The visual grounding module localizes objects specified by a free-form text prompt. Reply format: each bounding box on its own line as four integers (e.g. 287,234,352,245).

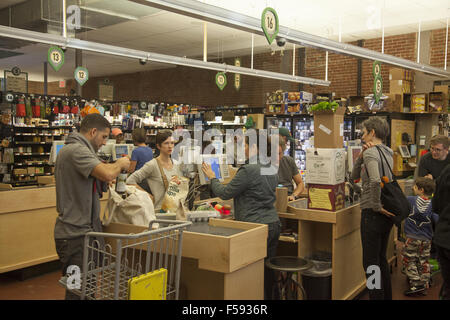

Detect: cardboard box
429,92,448,112
411,93,428,113
313,106,346,149
385,93,403,112
13,168,27,175
305,148,346,185
434,85,449,96
389,80,412,94
246,114,265,129
307,182,345,212
389,68,414,81
37,175,55,185
27,167,35,175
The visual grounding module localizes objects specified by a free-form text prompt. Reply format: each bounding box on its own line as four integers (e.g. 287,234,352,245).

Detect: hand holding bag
375,145,411,227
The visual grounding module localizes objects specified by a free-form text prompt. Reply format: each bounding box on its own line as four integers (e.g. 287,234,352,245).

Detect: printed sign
261,7,279,45
74,67,89,86
372,61,383,104
48,46,65,72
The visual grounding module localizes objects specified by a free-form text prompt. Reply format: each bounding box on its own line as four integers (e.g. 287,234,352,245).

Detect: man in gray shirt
54,114,130,299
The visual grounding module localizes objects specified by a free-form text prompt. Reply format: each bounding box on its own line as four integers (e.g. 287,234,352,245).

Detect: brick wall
430,28,450,68
28,79,76,96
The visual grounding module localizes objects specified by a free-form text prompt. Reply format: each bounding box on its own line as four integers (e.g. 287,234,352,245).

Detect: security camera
139,59,147,65
276,37,286,47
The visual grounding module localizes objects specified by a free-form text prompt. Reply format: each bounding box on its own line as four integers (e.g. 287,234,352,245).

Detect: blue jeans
360,209,393,300
265,220,281,300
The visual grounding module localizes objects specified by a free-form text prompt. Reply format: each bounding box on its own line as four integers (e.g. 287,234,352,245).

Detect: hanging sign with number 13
48,46,65,72
74,67,89,86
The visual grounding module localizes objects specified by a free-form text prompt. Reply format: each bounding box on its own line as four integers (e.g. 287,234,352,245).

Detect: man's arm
91,157,130,182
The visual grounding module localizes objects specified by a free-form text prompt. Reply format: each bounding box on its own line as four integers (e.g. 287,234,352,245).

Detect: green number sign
74,67,89,86
216,72,227,91
261,7,279,45
48,46,65,72
372,61,383,104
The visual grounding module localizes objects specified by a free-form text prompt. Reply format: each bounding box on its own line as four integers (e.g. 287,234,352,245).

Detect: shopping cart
59,219,191,300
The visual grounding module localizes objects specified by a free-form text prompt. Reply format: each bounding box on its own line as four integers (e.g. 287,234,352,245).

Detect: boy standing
402,177,438,296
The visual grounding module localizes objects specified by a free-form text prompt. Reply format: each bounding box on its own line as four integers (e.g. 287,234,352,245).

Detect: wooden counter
0,187,109,274
103,218,267,300
279,199,395,300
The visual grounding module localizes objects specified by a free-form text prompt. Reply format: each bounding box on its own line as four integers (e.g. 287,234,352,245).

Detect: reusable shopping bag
103,185,156,227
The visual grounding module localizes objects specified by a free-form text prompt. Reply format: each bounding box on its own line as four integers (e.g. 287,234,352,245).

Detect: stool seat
266,256,312,273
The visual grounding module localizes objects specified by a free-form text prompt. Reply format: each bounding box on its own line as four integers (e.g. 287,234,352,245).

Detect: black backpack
374,145,411,227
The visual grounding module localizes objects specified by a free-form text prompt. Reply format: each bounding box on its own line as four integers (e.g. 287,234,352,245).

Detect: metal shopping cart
59,219,191,300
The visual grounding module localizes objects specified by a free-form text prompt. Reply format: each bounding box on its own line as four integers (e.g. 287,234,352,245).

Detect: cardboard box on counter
390,80,412,94
385,93,404,112
389,67,414,81
307,182,345,212
37,175,55,185
306,148,346,185
313,107,346,148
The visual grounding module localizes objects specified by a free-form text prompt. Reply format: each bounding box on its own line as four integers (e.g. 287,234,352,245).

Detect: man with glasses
418,135,450,180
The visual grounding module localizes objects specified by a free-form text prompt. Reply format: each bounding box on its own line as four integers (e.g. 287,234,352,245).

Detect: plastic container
302,252,332,300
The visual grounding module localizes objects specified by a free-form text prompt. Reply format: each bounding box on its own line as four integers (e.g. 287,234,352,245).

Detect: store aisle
0,246,443,300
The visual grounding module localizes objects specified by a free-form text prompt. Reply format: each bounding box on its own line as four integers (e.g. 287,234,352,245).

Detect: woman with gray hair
351,116,395,300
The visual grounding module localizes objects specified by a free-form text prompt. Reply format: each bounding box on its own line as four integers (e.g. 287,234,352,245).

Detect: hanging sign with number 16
74,67,89,86
48,46,65,72
261,7,279,45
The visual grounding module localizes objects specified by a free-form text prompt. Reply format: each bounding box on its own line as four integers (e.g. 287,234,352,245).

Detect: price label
48,46,65,72
261,7,279,45
216,72,227,91
74,67,89,86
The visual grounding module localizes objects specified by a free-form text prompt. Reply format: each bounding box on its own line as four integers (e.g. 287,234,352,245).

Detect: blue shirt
404,195,439,241
131,146,153,170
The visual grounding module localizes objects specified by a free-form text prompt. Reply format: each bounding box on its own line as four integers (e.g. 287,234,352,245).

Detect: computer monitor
197,154,230,184
112,144,134,161
49,141,66,164
347,146,362,173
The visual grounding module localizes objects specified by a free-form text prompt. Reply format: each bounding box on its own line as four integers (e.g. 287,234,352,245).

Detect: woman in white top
126,130,182,211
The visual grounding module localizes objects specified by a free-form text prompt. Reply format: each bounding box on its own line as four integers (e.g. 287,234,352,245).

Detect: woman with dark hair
351,116,395,300
126,130,182,211
201,131,280,299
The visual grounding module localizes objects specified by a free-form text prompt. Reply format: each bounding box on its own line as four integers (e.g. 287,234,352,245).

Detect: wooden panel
0,187,56,214
286,207,337,223
0,195,108,273
332,227,366,300
334,205,361,239
223,259,264,300
298,221,332,258
0,207,57,273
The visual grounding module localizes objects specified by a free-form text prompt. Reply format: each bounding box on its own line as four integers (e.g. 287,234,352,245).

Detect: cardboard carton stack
307,107,347,211
386,67,414,112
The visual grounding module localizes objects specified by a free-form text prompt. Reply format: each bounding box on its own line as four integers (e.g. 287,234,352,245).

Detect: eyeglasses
431,147,444,152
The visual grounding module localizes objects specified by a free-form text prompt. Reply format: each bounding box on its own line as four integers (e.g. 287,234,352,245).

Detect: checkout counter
278,198,396,300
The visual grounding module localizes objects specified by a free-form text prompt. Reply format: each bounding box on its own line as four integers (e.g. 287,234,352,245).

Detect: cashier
201,132,280,300
277,137,305,201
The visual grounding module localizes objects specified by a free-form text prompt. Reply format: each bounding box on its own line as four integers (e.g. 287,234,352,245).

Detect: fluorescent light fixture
79,6,139,21
0,25,329,86
131,0,450,78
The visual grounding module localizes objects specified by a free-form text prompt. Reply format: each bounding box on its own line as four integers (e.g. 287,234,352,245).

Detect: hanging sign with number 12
74,67,89,86
48,46,65,72
261,7,279,45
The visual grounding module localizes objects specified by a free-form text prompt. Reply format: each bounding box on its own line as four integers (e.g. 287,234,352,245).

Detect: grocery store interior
0,0,449,301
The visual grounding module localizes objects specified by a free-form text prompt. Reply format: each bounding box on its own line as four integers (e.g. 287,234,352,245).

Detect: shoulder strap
375,145,396,181
156,157,169,191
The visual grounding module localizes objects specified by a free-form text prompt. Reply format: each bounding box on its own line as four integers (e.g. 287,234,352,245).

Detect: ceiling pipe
130,0,450,78
0,25,330,86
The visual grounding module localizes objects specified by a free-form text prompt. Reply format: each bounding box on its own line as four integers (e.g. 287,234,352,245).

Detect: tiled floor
0,245,444,300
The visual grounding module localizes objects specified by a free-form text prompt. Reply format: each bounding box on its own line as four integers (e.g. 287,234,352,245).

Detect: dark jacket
432,164,450,250
210,162,279,224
